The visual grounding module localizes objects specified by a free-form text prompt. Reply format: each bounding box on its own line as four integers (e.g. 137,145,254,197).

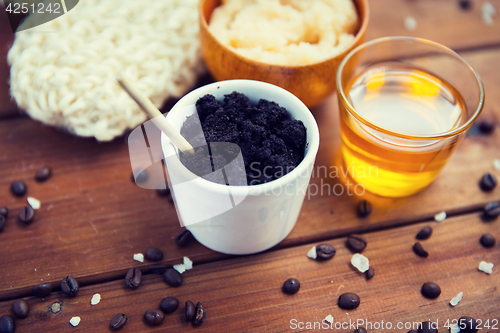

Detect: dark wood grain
0,212,497,332
0,47,499,300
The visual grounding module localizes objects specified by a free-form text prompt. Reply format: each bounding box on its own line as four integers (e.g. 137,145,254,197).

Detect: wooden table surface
0,1,499,332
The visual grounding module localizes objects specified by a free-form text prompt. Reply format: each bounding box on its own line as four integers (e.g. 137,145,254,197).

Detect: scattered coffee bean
10,180,26,197
347,235,367,253
478,119,494,134
0,315,15,333
143,309,164,326
421,282,441,299
160,297,179,314
357,200,372,217
35,168,51,182
110,313,128,330
60,276,79,297
365,267,375,280
483,202,500,220
0,216,5,232
338,292,360,310
156,188,171,197
480,233,496,248
417,321,438,333
124,268,142,289
144,247,163,262
479,173,497,192
413,242,429,258
164,268,183,287
282,278,300,294
185,301,196,321
355,328,367,333
0,207,8,218
457,316,478,333
18,206,34,225
458,0,471,10
11,299,29,319
316,244,336,260
149,264,167,275
32,283,52,298
193,302,206,326
176,229,194,247
416,226,432,240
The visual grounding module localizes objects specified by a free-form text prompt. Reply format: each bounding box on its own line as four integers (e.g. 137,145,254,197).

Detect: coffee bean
479,173,497,192
420,282,441,299
32,283,52,298
143,309,164,326
416,226,432,240
316,244,336,260
357,200,372,217
149,264,167,275
193,302,206,326
0,216,5,232
160,297,179,314
355,328,367,333
35,168,51,182
60,276,79,297
0,315,15,333
10,180,26,197
156,188,171,197
347,235,367,253
478,119,494,134
18,206,34,225
458,0,472,10
12,299,29,319
124,268,142,289
417,321,438,333
282,278,300,294
110,313,128,330
413,242,429,258
176,229,194,247
457,316,478,333
365,267,375,280
164,268,183,287
185,301,195,321
480,233,496,248
483,202,500,220
338,292,360,310
0,207,8,218
144,247,163,262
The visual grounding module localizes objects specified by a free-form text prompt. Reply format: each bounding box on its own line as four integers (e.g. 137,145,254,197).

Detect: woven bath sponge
8,0,204,141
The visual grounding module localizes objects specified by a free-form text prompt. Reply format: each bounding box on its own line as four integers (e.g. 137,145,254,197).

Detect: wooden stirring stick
116,73,195,155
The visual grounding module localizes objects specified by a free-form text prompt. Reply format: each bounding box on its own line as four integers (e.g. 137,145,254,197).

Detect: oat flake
449,291,463,306
324,314,334,324
133,253,144,263
69,317,81,327
27,196,41,210
450,323,460,333
434,211,447,222
183,256,193,270
173,264,186,274
90,293,101,305
306,246,317,259
351,253,369,273
478,261,494,274
404,16,417,31
493,159,500,170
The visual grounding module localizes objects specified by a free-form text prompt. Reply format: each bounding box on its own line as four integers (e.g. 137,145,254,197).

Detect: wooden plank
0,47,499,300
0,212,498,332
366,0,500,50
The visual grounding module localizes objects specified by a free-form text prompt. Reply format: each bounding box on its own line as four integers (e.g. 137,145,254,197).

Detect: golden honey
339,65,467,197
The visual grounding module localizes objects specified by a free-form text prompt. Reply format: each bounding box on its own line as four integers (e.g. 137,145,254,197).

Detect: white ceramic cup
161,80,320,255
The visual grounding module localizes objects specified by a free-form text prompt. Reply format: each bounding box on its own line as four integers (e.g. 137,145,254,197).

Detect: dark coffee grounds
180,92,307,186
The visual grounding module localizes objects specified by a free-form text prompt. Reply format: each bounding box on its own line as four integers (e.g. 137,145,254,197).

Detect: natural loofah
8,0,205,141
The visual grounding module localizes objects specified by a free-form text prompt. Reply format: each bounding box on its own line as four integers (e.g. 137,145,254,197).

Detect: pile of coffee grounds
179,92,306,185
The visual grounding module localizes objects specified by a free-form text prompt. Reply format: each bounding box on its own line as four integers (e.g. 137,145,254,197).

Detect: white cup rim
161,79,320,197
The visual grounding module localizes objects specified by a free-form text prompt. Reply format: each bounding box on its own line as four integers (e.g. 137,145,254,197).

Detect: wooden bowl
199,0,369,108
